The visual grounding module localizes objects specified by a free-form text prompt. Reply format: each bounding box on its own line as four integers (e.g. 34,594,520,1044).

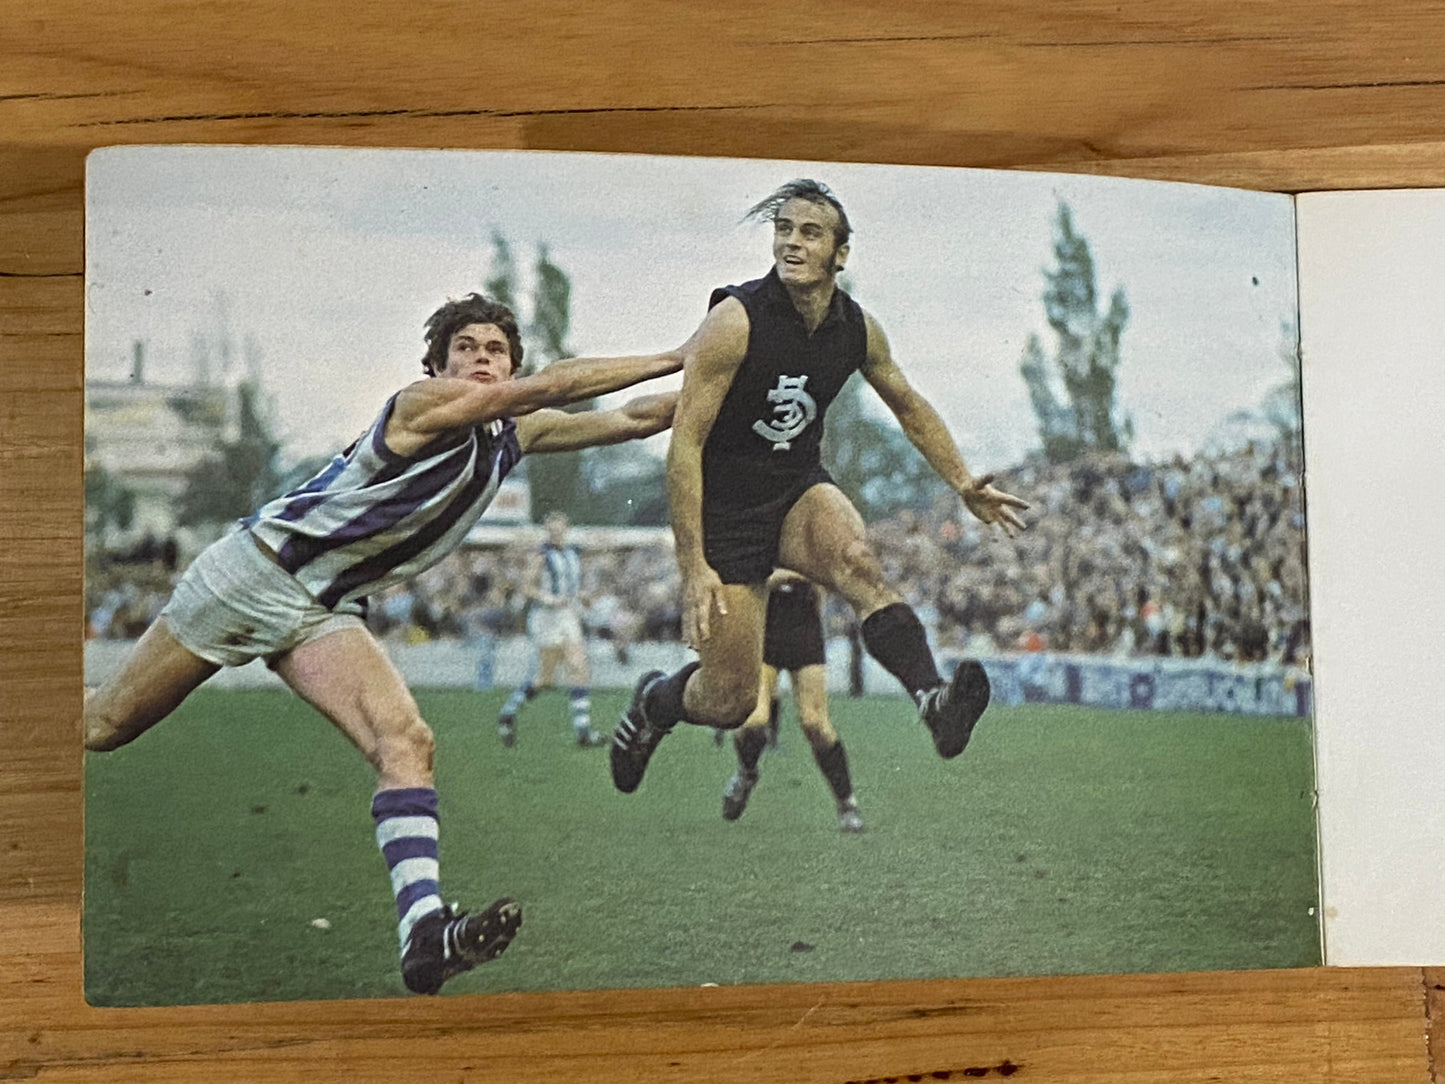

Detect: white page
1298,190,1445,965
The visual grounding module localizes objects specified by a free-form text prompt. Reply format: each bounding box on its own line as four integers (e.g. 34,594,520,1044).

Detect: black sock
860,603,941,701
813,740,854,803
766,697,781,746
642,661,699,730
735,727,768,773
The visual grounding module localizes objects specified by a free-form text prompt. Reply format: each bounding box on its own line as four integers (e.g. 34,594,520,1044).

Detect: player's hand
682,564,728,646
961,473,1030,538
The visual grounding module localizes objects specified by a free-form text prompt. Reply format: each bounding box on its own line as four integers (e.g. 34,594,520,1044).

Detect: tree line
87,203,1302,543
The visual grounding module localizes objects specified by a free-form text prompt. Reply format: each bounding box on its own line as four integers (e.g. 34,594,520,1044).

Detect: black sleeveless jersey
701,268,868,508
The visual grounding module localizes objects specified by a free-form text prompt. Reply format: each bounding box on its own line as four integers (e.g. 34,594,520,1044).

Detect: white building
85,343,242,551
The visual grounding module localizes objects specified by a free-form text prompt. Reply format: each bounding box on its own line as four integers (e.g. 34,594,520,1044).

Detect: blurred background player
84,293,680,995
496,511,604,747
721,572,864,832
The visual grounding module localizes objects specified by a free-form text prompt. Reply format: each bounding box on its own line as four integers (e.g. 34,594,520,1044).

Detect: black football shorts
702,464,835,585
763,578,826,671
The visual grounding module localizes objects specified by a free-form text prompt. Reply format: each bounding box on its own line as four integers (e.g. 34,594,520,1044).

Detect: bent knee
691,682,758,730
373,716,436,773
839,538,886,586
709,708,754,731
84,698,143,753
799,718,836,749
84,707,126,752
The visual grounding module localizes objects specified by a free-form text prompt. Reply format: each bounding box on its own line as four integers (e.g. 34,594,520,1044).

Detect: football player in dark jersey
612,179,1027,796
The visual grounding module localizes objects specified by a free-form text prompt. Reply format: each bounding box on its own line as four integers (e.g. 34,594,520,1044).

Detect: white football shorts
527,603,584,649
160,529,366,668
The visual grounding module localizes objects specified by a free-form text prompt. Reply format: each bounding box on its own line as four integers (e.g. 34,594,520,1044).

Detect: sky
85,146,1298,469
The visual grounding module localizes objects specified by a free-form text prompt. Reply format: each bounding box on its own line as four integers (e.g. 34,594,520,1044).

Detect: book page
1298,190,1445,966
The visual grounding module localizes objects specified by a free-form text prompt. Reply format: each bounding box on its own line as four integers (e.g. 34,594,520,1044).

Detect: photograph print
83,146,1316,1005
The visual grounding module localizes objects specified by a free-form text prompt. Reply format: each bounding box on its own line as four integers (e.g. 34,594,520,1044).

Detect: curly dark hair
421,293,524,376
743,179,852,249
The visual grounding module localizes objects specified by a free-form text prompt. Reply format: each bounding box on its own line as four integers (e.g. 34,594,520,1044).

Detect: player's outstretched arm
668,298,750,644
515,392,678,454
860,313,1029,537
390,348,683,449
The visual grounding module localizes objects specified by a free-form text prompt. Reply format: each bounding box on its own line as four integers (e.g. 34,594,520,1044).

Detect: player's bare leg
274,627,520,994
680,583,768,727
779,483,990,759
84,618,219,752
777,483,897,613
536,646,563,689
791,664,864,832
563,639,589,686
612,583,766,794
497,643,561,747
722,665,779,820
562,636,601,746
274,627,437,791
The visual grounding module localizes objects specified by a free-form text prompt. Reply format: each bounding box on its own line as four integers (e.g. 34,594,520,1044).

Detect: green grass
84,687,1321,1005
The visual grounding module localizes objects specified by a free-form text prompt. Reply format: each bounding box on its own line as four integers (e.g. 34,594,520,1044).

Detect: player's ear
833,243,849,274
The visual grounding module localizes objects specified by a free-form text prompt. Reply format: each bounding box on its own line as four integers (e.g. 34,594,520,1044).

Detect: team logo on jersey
752,374,818,450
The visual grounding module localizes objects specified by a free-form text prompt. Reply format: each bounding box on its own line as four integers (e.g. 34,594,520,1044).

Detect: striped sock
569,687,591,737
371,787,444,952
501,682,534,719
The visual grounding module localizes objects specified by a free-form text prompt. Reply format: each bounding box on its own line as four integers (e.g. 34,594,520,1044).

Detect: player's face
439,323,515,384
546,514,568,543
772,198,848,289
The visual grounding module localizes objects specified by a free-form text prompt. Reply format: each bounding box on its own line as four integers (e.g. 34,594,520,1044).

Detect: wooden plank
2,2,1442,1080
0,960,1429,1083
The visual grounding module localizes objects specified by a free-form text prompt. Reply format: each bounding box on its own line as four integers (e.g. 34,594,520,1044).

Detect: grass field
84,686,1321,1005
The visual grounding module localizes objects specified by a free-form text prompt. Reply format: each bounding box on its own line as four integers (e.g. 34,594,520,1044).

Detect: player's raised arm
668,297,751,643
859,312,1029,537
390,348,681,452
514,392,678,455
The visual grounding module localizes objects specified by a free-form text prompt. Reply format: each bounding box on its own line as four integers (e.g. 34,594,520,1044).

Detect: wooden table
4,4,1442,1080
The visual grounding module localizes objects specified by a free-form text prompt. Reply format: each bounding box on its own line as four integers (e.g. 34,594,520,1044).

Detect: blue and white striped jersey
245,394,522,612
539,542,582,605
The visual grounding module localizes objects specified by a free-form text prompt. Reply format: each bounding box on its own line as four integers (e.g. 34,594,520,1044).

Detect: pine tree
479,235,667,525
484,231,518,316
529,244,572,363
522,243,593,520
1020,203,1133,463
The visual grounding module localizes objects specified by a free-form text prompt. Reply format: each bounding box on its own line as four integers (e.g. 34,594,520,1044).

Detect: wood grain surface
4,3,1444,1080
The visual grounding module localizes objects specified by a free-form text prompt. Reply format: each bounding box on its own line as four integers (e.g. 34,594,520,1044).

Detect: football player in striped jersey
84,293,679,995
496,511,604,747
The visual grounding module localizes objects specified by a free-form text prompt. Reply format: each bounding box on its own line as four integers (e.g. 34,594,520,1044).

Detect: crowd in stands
85,442,1309,667
860,442,1310,666
364,536,683,658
